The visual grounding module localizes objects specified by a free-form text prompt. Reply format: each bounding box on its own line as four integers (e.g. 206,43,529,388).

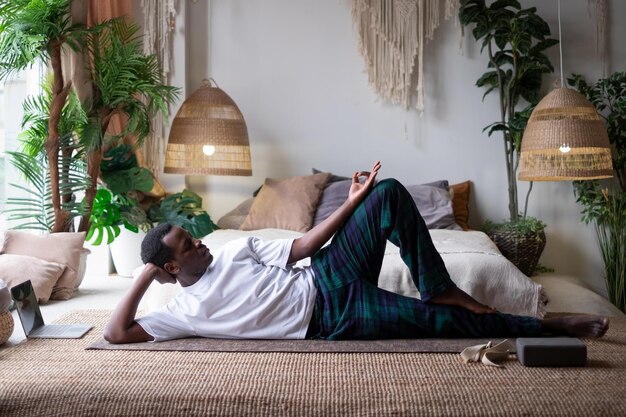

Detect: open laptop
11,280,93,339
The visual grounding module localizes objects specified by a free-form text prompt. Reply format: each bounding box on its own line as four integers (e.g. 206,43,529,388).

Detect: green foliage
88,187,218,246
0,2,179,236
1,85,89,232
483,216,546,235
0,0,83,79
86,188,152,245
595,196,626,312
569,72,626,193
80,18,179,152
86,188,121,245
148,190,218,239
535,264,555,274
459,0,557,222
568,72,626,312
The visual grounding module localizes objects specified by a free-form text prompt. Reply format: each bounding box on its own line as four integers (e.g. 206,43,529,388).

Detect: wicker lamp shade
518,87,613,181
164,79,252,176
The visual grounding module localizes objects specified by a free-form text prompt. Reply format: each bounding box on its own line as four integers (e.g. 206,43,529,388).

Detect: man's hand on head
144,262,176,285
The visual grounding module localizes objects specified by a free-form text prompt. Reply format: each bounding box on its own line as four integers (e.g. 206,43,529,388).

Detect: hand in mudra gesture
348,161,381,205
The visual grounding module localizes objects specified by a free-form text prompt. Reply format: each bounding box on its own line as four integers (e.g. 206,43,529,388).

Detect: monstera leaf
100,166,154,195
148,189,217,238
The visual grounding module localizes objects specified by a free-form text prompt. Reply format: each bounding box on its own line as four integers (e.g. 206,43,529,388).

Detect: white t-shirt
136,237,317,341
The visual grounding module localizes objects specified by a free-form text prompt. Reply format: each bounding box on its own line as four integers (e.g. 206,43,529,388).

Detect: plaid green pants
306,179,542,340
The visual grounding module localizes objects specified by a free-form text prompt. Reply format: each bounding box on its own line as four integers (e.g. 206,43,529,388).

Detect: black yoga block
516,337,587,367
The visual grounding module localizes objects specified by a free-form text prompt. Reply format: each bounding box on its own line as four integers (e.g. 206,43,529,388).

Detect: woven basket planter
0,310,14,346
487,229,546,276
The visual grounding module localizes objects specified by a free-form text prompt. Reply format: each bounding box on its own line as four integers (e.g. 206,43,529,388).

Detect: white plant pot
110,228,146,277
74,248,92,289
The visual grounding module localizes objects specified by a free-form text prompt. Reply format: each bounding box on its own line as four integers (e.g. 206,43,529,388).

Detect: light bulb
559,144,571,153
202,145,216,156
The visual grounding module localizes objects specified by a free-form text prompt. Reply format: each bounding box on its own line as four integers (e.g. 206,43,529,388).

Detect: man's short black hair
141,223,174,268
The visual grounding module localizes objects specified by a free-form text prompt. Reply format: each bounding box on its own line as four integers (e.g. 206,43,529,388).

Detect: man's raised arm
288,161,381,264
103,263,173,344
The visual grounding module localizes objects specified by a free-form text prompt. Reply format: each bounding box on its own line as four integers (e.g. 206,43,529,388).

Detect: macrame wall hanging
351,0,460,112
140,0,178,175
588,0,607,75
352,0,608,112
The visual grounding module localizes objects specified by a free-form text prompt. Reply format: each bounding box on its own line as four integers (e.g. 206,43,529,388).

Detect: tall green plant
459,0,558,222
77,18,179,234
3,83,89,231
596,196,626,312
0,2,179,236
0,0,87,232
569,72,626,312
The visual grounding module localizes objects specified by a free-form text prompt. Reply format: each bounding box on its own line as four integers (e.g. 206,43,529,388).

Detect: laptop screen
10,280,45,336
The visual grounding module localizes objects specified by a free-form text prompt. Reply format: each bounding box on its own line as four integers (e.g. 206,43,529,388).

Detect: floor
5,270,624,348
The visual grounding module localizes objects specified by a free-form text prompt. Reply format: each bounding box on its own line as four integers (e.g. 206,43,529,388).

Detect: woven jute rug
1,309,625,417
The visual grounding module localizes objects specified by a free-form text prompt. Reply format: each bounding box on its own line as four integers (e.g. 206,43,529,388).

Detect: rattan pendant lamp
518,0,613,182
164,78,252,176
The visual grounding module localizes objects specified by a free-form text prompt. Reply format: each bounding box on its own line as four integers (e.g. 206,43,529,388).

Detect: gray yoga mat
87,336,503,353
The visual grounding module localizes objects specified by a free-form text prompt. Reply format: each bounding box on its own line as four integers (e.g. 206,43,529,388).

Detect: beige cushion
1,231,86,300
240,173,331,232
0,254,66,303
449,181,471,230
0,279,12,311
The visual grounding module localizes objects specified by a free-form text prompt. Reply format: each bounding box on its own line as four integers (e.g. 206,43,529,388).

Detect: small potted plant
459,0,558,275
87,143,218,276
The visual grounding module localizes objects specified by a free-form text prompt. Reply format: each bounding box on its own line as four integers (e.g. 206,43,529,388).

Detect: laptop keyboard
33,325,70,336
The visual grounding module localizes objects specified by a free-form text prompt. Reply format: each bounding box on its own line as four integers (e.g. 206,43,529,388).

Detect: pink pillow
0,254,66,303
1,231,86,300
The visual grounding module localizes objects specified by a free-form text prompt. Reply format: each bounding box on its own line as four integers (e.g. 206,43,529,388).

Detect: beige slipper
460,339,516,368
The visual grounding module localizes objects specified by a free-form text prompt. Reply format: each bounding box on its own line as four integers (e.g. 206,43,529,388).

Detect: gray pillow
312,168,351,183
313,180,459,229
422,179,449,190
313,168,449,191
217,197,254,229
405,184,461,230
312,180,353,226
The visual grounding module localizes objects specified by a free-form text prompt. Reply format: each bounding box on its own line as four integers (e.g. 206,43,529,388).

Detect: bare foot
541,315,610,338
429,287,496,314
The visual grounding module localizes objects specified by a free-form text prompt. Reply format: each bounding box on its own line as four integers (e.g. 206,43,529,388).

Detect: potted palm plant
0,0,90,233
0,2,178,236
0,1,182,281
459,0,558,275
569,72,626,312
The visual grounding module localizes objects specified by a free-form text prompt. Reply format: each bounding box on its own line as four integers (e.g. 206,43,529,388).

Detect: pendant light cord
558,0,564,87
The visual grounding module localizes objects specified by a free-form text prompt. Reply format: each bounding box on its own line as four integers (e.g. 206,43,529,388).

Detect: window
0,65,44,230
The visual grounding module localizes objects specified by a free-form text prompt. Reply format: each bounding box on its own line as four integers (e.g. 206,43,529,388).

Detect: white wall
161,0,625,296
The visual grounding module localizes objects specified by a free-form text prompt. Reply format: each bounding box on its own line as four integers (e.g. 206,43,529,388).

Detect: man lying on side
104,162,609,343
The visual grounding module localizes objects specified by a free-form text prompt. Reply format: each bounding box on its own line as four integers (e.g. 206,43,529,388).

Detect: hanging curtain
65,0,166,198
139,0,178,176
351,0,459,112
